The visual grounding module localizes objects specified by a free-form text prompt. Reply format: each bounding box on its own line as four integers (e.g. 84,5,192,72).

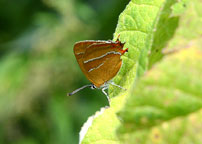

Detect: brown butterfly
68,35,128,102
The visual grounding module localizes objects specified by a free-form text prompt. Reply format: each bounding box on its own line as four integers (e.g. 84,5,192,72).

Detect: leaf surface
80,0,181,143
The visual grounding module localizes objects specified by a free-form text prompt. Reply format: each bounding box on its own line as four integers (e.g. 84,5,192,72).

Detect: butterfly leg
109,82,126,91
102,86,110,105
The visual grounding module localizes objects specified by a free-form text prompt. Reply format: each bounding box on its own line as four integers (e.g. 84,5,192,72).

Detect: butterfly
68,35,128,102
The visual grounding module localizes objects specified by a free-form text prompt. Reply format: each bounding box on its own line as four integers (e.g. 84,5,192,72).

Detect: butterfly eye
91,85,96,89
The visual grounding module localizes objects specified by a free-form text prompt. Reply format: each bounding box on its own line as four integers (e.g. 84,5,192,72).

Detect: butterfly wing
74,41,107,76
82,42,124,87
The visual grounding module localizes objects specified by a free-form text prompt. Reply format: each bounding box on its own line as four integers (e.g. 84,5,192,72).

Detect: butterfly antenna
68,84,93,96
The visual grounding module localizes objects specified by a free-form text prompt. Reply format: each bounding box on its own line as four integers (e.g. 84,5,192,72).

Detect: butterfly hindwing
74,41,107,76
82,42,124,87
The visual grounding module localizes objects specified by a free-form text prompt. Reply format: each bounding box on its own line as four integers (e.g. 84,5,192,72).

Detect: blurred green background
0,0,130,143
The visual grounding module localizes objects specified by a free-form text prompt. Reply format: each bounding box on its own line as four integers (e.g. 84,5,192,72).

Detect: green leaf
148,0,189,67
79,0,202,143
171,0,189,16
111,0,165,97
118,43,202,143
80,0,183,143
117,0,202,143
166,0,202,51
119,109,202,144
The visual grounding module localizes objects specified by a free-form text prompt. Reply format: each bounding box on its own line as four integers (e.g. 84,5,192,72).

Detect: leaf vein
125,14,139,29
